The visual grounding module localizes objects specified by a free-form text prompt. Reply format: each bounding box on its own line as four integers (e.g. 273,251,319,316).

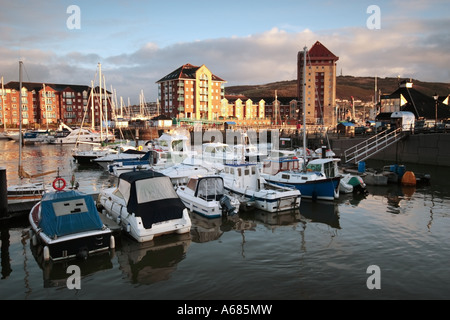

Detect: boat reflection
30,234,114,288
189,212,224,243
299,199,341,230
366,184,417,214
238,209,301,231
117,232,191,285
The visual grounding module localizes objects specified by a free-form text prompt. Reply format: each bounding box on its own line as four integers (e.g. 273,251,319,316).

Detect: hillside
225,76,450,101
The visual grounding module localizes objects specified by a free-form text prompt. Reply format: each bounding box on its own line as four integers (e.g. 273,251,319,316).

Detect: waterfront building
380,80,450,121
0,81,113,128
297,41,339,126
156,63,226,121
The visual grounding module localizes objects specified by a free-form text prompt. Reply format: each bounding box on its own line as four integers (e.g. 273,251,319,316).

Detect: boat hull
29,202,113,261
224,187,300,213
265,176,340,201
98,190,191,242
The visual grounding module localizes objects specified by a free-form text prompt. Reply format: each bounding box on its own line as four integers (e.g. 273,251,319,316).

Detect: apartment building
0,82,112,128
156,63,226,121
297,41,339,126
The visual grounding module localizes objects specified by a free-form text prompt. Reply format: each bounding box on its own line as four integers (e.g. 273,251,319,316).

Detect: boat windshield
196,178,224,201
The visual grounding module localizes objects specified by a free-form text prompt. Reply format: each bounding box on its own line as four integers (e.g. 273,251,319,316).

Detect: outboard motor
219,195,236,216
76,247,89,260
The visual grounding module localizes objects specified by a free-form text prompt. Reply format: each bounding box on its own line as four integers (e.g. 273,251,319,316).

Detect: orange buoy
401,171,416,187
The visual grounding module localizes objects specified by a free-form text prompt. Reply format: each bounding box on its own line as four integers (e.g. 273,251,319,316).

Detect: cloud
1,17,448,105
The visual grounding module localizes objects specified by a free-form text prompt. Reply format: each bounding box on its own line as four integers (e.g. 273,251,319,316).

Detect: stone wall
330,133,450,167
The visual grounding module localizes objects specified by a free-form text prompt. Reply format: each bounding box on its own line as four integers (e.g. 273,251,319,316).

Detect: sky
1,0,449,105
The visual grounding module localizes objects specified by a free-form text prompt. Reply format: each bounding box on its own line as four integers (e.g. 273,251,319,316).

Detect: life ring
52,177,66,191
138,145,143,151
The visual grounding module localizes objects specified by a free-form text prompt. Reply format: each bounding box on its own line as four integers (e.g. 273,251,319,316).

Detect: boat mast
18,61,23,178
302,47,307,168
120,96,124,118
43,83,48,131
90,80,95,130
1,76,6,132
103,74,108,139
98,63,103,138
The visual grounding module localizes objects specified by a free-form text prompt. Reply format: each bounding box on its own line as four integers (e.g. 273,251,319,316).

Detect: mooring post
0,167,8,218
135,128,139,147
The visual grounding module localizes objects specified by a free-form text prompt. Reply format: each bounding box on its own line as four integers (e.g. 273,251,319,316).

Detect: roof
5,81,110,94
156,63,225,83
383,86,450,119
308,41,339,61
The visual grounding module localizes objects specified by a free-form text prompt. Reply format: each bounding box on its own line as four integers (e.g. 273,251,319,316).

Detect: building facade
157,64,226,121
297,41,339,126
0,82,113,128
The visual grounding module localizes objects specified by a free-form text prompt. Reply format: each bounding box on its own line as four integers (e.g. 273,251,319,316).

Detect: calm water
1,139,450,300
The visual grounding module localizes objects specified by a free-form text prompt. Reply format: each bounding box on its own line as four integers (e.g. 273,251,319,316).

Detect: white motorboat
48,127,115,144
22,129,53,145
201,142,244,164
219,162,301,213
176,175,240,219
29,179,115,262
84,144,145,168
156,157,218,186
97,171,192,242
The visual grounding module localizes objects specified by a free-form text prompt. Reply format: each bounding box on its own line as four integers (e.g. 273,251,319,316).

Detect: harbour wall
329,133,450,167
118,127,450,167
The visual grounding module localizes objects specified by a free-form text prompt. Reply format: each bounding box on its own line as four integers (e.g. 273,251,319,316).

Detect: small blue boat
29,179,115,261
261,157,340,201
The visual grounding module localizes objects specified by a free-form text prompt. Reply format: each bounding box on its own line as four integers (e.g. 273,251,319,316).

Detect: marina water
1,139,450,300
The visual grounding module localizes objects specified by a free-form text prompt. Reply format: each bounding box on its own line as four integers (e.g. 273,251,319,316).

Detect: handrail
344,128,405,164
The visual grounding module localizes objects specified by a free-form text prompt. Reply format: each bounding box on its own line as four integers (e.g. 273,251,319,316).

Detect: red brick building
156,63,226,121
297,41,339,126
0,82,113,128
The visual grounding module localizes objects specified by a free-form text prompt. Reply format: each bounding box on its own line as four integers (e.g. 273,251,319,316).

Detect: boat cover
118,171,186,228
39,190,104,238
196,177,225,201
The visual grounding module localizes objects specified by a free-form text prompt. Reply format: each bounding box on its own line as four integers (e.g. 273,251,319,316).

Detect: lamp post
433,93,439,131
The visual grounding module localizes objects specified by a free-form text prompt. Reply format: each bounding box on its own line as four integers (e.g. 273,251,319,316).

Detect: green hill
225,76,450,101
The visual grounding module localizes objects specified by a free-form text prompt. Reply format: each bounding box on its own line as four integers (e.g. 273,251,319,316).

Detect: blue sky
1,0,449,104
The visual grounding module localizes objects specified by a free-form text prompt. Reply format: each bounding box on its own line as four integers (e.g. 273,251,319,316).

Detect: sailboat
70,63,120,164
260,47,341,201
7,62,60,212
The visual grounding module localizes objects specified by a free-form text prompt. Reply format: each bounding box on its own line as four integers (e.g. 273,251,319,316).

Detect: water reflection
189,212,225,243
239,209,301,230
117,233,191,285
27,230,114,288
299,199,341,230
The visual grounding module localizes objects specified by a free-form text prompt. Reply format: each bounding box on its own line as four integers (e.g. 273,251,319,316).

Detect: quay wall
330,133,450,167
117,126,450,167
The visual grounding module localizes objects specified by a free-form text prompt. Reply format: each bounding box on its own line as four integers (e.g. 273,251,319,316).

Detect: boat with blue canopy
29,181,115,262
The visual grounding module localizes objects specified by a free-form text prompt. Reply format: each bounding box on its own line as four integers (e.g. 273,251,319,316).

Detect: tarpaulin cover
39,190,103,238
118,171,186,229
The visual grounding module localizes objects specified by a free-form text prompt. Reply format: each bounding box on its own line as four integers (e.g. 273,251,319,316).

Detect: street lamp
433,92,439,131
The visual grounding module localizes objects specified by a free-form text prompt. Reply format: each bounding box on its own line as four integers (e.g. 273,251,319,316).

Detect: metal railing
344,127,405,164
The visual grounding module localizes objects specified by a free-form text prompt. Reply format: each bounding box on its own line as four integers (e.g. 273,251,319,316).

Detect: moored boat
260,157,341,201
219,162,301,213
176,175,240,219
29,179,115,262
97,171,192,242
